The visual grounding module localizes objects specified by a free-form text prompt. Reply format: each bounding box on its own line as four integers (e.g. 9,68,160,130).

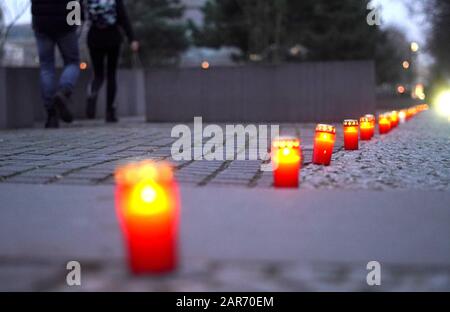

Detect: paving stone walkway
302,112,450,191
1,111,449,191
0,119,344,187
1,111,450,292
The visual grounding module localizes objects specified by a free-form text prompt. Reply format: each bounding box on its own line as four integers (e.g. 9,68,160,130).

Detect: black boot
106,107,118,123
45,109,59,129
86,94,97,119
54,91,74,123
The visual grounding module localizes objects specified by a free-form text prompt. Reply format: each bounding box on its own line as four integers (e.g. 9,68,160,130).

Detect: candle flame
129,181,169,217
141,186,157,203
115,161,175,218
272,137,301,165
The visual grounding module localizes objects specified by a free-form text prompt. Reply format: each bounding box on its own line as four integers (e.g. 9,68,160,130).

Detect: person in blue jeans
32,0,84,128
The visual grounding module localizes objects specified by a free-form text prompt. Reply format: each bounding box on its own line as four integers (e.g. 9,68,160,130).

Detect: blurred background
0,0,449,107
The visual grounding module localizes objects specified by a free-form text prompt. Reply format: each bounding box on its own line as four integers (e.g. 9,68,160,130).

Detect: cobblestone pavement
302,111,450,191
1,111,448,190
0,119,344,188
1,111,450,292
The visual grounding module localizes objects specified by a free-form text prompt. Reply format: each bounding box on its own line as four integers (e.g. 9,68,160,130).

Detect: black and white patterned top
87,0,118,28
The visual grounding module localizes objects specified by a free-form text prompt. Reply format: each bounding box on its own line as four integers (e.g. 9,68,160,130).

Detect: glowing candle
390,111,399,128
343,119,359,151
418,104,429,112
399,110,407,124
360,117,372,141
406,109,412,121
379,114,391,135
406,107,417,120
313,124,336,166
272,137,301,188
365,114,376,138
115,161,179,275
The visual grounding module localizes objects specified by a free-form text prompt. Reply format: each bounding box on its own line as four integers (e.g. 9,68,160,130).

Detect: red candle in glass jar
418,104,429,112
313,124,336,166
272,137,301,188
406,108,416,121
379,114,391,135
343,119,359,150
365,114,376,138
115,161,179,275
360,117,372,141
406,109,411,121
390,111,399,128
399,110,407,124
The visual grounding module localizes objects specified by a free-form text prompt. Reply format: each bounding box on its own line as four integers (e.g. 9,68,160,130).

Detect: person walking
32,0,83,128
85,0,139,123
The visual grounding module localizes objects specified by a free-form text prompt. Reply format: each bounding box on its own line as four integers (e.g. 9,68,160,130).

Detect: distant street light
201,61,210,70
414,83,426,100
402,61,410,70
411,42,420,53
249,54,263,62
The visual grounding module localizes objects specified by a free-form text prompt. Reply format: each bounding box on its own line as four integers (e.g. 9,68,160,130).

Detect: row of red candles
272,104,429,188
114,104,429,275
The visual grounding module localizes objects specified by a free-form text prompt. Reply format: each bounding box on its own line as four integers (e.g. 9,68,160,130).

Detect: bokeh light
435,91,450,118
411,42,420,53
201,61,210,70
397,85,406,94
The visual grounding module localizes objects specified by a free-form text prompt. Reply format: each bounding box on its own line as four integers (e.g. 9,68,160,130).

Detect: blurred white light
399,111,406,124
435,91,450,117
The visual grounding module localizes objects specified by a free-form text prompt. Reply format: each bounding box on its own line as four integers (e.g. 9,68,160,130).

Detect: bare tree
0,0,30,51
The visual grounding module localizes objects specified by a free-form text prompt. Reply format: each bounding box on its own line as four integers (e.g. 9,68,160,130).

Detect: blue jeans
35,30,80,110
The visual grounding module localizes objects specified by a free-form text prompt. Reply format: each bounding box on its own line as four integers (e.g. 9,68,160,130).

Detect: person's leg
89,47,106,97
106,46,121,109
86,46,106,119
34,32,58,128
51,30,80,123
105,45,121,123
35,32,56,111
55,30,80,96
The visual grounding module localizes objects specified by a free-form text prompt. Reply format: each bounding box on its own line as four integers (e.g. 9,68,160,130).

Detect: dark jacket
32,0,83,35
87,0,135,49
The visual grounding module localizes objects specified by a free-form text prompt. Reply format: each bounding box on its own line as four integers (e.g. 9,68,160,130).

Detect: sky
372,0,429,44
4,0,428,44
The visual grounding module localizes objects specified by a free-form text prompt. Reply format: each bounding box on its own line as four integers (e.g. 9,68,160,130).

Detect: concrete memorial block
34,68,146,121
145,61,376,123
0,67,35,129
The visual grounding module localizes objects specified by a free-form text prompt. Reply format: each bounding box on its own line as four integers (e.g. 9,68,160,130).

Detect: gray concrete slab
0,184,449,267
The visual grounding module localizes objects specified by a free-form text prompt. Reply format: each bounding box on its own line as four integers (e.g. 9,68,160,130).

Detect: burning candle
343,119,359,151
379,114,391,135
390,111,399,128
272,137,301,188
360,117,373,141
418,104,429,112
313,124,336,166
406,109,412,121
406,107,417,121
365,114,376,138
115,161,179,275
399,110,407,124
